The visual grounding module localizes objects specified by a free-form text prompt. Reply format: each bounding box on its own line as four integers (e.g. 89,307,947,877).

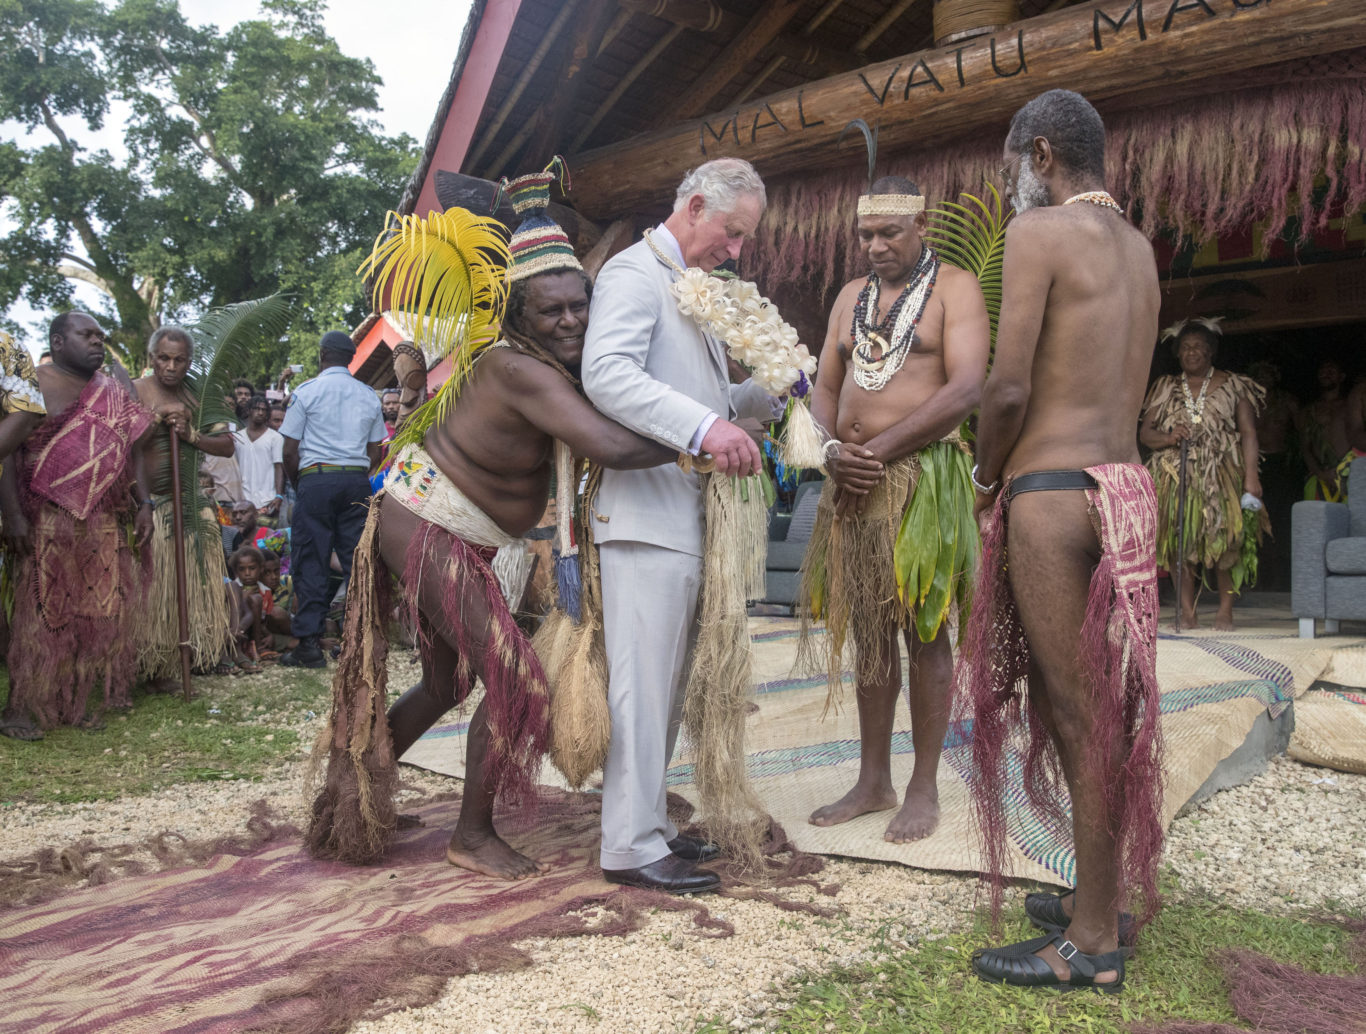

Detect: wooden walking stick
168,428,194,701
1174,437,1190,633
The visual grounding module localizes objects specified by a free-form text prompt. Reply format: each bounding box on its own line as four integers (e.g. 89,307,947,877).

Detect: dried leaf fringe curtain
748,79,1366,296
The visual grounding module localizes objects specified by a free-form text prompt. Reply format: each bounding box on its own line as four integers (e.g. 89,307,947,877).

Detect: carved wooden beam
617,0,856,76
670,0,804,122
569,0,1366,218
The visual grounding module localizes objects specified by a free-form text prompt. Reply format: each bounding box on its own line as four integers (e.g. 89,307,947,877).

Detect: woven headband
857,194,925,217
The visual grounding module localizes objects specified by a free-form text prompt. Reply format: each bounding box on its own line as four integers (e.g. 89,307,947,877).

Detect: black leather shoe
280,637,326,669
668,834,721,863
603,854,721,895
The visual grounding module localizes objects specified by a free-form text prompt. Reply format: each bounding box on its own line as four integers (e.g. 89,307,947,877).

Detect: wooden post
167,432,193,701
568,0,1366,218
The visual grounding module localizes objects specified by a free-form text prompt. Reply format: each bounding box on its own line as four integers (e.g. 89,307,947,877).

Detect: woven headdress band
856,194,925,217
496,156,584,284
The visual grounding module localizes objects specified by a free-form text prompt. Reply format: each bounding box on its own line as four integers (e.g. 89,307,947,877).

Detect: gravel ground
4,666,1363,1034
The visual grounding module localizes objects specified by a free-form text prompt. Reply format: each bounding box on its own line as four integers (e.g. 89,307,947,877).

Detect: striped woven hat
500,156,583,284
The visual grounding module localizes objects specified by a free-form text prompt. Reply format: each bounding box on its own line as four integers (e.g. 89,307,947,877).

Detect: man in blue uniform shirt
279,331,387,668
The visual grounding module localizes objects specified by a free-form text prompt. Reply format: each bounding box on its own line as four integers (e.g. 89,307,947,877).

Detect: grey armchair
762,479,823,611
1292,456,1366,637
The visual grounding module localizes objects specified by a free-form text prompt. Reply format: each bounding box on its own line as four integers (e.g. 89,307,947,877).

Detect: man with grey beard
962,89,1162,993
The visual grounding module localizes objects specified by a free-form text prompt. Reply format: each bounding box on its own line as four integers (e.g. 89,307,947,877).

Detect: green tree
0,0,417,381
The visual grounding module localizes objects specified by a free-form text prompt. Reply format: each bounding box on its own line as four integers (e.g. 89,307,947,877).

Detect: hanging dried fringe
749,77,1366,296
540,465,612,789
777,398,830,472
138,501,234,678
681,472,770,871
305,505,397,864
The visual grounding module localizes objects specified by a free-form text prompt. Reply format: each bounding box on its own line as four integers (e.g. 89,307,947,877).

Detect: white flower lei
671,267,817,396
644,230,815,397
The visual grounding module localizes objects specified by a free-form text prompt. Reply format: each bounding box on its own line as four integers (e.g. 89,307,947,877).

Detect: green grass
0,666,332,804
749,897,1360,1034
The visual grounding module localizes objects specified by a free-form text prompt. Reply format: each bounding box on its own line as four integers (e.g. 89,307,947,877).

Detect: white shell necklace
1180,370,1211,427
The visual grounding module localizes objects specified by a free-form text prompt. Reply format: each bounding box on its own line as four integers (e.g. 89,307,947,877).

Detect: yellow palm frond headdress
357,206,511,456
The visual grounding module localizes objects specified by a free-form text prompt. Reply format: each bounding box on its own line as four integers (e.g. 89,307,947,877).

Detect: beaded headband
856,194,926,217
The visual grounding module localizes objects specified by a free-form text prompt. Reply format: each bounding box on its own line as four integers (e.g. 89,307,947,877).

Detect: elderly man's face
523,271,590,367
150,335,192,388
681,193,763,272
232,502,258,530
381,393,400,422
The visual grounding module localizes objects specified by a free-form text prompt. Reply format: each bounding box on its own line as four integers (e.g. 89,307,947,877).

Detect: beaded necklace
849,245,939,392
1180,370,1212,427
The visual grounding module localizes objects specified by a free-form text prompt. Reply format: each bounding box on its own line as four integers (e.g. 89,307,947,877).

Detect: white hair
672,158,766,215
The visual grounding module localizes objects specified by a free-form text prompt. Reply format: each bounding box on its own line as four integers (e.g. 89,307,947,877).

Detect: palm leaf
359,207,511,459
923,183,1012,352
173,293,294,563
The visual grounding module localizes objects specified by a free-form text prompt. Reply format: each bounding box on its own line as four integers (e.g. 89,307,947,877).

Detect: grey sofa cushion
1326,536,1366,575
786,486,822,543
767,540,809,572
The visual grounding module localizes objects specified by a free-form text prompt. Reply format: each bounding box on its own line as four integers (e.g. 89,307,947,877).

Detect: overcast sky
3,0,472,353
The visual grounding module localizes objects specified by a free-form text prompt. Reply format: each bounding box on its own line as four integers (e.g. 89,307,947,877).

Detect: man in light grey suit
582,158,778,895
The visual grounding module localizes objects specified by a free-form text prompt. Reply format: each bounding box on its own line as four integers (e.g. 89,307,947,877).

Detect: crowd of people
4,86,1357,997
0,317,392,735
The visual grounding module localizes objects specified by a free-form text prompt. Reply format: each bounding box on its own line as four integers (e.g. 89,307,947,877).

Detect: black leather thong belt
1010,469,1098,495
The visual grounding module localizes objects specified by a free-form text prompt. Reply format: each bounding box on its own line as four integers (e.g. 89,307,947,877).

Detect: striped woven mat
405,616,1366,888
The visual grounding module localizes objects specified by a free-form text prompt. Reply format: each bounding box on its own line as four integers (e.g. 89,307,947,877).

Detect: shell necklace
1180,370,1212,427
1063,190,1123,213
850,245,939,392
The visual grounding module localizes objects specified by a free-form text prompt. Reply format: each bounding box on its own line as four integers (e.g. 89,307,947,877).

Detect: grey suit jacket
582,236,774,557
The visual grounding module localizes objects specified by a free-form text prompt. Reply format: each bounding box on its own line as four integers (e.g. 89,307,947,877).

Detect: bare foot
1173,609,1199,631
808,782,897,827
445,829,549,880
1213,610,1234,632
884,784,940,842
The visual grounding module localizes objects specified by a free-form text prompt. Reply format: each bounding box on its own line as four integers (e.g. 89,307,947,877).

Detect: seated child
259,548,296,652
226,545,271,668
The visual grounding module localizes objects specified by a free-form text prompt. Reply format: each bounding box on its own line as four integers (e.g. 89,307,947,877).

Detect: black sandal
972,934,1125,993
1025,891,1137,949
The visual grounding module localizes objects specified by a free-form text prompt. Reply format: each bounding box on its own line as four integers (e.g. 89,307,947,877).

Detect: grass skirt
798,442,977,705
137,499,234,679
958,463,1164,932
306,498,551,865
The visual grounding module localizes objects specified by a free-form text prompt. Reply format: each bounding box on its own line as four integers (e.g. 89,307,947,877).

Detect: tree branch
59,252,97,272
54,262,116,298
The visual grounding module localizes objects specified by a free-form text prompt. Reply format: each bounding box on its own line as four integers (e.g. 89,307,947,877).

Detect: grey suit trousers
598,540,702,870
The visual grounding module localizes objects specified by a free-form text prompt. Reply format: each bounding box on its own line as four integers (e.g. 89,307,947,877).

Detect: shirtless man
963,90,1161,992
800,175,989,842
1349,374,1366,456
307,258,675,880
1300,358,1353,499
133,327,237,687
